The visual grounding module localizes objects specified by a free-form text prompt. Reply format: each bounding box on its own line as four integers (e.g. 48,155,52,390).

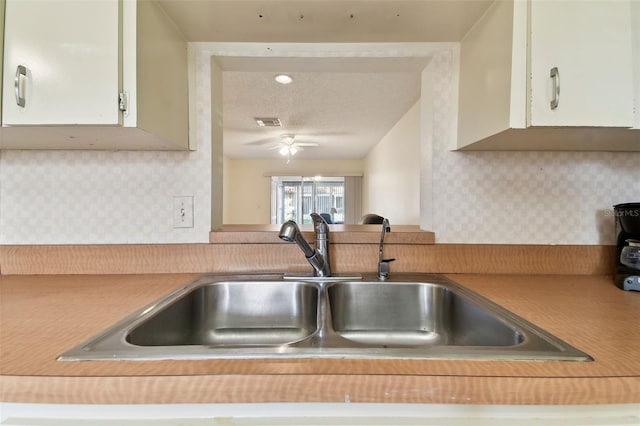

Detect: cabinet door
632,0,640,129
2,0,120,126
529,0,634,127
0,0,4,126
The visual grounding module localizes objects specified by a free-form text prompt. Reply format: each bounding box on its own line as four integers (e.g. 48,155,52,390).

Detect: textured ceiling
157,1,493,160
221,57,422,159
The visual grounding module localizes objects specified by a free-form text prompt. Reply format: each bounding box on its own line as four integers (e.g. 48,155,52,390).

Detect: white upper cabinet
633,0,640,130
0,0,4,131
529,0,634,127
3,0,120,126
456,0,640,151
1,0,190,150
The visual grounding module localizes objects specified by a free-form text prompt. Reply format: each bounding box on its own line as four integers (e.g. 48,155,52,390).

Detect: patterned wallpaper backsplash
0,50,212,244
428,51,640,245
0,48,638,245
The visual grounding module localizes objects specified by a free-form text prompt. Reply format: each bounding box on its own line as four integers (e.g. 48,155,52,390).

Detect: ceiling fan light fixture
281,133,295,144
289,146,298,155
274,74,293,84
279,146,289,156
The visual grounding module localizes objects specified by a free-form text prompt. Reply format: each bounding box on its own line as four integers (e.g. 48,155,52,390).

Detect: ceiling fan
268,134,319,163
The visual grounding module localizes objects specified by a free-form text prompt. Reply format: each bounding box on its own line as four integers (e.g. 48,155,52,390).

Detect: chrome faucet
378,218,395,280
279,213,331,277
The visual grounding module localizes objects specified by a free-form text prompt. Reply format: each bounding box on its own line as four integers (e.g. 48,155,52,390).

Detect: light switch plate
173,196,194,228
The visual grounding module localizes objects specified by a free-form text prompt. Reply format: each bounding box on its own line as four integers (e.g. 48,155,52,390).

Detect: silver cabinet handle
550,67,560,110
15,65,27,107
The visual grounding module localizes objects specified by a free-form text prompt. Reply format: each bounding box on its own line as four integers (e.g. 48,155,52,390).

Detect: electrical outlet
173,196,194,228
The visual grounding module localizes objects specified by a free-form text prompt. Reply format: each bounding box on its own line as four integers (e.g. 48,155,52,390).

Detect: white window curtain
344,176,362,224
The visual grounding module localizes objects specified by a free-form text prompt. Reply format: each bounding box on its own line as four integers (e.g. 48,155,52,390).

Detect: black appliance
614,202,640,291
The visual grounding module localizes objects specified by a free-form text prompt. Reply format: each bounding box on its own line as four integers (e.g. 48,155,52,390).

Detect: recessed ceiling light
274,74,293,84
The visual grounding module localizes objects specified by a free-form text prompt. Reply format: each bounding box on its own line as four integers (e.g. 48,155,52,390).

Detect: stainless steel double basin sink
59,274,592,361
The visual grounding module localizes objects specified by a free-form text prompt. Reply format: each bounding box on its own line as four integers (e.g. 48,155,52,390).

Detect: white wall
363,100,420,225
223,158,363,224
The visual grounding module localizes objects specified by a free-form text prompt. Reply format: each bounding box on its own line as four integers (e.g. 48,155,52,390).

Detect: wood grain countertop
1,273,639,405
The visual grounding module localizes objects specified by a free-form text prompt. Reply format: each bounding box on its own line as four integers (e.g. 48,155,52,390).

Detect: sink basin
328,282,522,347
58,273,592,362
127,281,319,347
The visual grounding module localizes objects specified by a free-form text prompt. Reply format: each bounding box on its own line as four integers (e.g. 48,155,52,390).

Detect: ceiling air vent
255,117,282,127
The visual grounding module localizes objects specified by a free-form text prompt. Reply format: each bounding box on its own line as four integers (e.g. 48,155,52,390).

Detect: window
271,176,345,224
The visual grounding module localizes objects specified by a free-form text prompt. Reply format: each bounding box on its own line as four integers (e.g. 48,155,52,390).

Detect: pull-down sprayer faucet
378,218,395,280
279,213,331,277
